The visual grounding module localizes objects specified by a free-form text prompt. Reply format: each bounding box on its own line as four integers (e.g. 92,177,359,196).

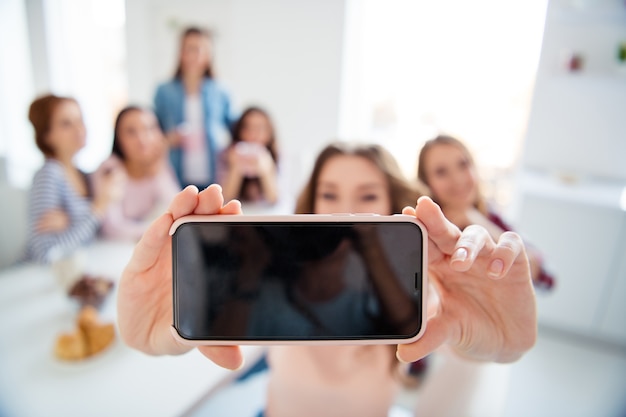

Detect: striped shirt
25,159,100,264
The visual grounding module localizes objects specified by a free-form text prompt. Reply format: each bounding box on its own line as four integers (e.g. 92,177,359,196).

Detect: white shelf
517,170,626,211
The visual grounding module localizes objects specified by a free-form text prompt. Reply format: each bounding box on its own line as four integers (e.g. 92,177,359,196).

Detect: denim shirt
154,78,237,187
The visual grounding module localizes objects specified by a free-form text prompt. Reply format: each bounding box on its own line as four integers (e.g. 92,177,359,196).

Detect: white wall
125,0,347,201
0,0,39,188
513,0,626,346
522,0,626,181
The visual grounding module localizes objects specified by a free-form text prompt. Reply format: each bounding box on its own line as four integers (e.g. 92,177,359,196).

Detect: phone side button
331,213,354,216
355,213,379,216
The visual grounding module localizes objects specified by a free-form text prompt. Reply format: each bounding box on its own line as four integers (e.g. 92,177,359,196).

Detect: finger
194,184,225,214
449,224,494,272
167,185,200,220
488,231,526,280
401,206,416,216
220,199,243,215
414,196,461,255
403,204,446,264
396,314,450,363
197,346,245,371
124,212,172,274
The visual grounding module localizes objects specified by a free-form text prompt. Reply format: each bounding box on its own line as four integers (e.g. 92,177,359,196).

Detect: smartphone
169,214,427,345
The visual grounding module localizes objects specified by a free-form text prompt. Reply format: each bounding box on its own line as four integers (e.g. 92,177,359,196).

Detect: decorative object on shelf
562,50,585,72
618,41,626,63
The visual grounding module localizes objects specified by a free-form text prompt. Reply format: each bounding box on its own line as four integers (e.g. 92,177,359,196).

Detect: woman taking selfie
117,142,537,416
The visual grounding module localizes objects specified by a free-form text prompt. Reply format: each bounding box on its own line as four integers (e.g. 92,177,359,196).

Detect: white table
0,240,261,417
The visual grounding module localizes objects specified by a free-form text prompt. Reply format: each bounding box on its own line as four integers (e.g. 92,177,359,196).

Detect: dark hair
111,106,144,161
174,26,214,79
417,134,487,214
296,142,425,215
230,107,279,201
28,94,78,157
231,107,279,162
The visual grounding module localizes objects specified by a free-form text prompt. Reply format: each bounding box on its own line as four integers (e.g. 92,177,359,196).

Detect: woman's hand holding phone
397,197,536,364
117,186,537,371
117,184,245,370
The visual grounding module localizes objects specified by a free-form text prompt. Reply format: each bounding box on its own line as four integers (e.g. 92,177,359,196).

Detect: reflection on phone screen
173,222,423,341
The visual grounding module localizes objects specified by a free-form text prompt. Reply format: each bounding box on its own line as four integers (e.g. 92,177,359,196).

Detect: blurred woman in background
218,106,280,204
417,134,554,290
154,26,238,189
25,94,118,264
93,106,180,241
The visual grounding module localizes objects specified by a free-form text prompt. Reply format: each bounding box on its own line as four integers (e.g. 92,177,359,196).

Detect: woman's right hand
397,197,536,364
116,185,245,370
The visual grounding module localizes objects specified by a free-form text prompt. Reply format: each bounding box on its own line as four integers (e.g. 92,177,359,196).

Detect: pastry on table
54,332,88,361
54,306,116,361
78,306,116,356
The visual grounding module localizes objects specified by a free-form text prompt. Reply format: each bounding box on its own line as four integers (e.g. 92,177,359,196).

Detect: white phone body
169,214,428,346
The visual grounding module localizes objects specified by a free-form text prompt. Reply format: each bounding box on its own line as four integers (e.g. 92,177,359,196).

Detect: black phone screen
172,221,424,341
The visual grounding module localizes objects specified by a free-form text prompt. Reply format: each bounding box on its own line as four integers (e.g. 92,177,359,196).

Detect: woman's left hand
397,197,537,364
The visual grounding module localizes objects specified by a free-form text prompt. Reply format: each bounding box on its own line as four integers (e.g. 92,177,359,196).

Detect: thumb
197,346,245,371
397,314,450,363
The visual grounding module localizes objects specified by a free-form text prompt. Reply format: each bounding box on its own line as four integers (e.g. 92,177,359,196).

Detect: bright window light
340,0,548,208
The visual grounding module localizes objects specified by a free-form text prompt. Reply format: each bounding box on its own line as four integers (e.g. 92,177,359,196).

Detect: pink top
265,346,399,417
93,155,180,240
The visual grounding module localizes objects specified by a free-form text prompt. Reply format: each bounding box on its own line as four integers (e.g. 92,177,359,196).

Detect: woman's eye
319,193,336,201
361,194,378,202
434,167,447,178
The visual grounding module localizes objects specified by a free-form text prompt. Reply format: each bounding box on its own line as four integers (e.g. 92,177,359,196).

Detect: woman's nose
336,200,356,214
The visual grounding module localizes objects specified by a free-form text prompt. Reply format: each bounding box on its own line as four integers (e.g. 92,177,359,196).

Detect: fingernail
395,350,409,364
184,185,199,193
488,259,504,278
233,357,246,371
451,247,468,263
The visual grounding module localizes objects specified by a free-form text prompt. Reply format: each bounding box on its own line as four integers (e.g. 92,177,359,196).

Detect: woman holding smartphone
262,143,425,416
117,143,536,416
154,26,238,189
199,144,422,348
